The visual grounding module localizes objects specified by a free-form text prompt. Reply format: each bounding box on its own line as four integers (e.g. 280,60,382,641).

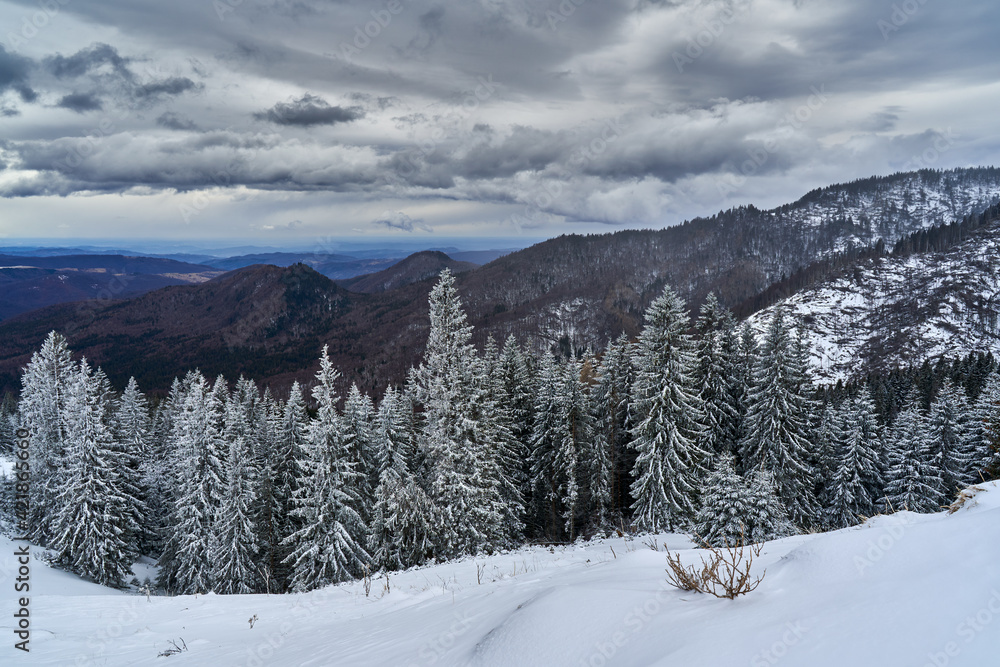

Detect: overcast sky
0,0,997,246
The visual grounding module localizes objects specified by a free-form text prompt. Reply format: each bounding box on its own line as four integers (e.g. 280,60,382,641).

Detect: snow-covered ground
5,484,1000,666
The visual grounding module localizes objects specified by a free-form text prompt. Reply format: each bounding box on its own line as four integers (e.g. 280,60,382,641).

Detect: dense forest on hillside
2,271,998,594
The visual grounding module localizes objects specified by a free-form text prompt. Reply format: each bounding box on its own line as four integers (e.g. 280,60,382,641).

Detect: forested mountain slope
1,168,998,396
750,215,1000,382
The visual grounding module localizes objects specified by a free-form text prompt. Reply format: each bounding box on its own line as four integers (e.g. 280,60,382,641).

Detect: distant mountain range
0,168,998,397
0,255,221,321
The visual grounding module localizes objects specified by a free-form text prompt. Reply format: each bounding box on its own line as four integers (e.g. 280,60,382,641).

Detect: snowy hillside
5,483,1000,666
774,169,1000,256
750,219,1000,383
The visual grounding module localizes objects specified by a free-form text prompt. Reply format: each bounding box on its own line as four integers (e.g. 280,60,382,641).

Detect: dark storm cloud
0,44,36,102
156,111,200,131
44,43,132,80
135,76,199,99
1,0,998,229
57,91,103,113
253,94,363,126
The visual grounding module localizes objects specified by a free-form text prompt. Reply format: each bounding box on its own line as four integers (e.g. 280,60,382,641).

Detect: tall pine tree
628,286,707,532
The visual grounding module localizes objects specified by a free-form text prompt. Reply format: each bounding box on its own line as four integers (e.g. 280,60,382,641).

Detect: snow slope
4,483,1000,666
749,221,1000,383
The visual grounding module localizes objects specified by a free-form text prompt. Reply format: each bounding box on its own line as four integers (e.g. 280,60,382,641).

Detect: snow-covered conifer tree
826,394,884,527
409,270,504,557
283,348,369,592
694,294,739,459
967,369,999,480
115,377,151,555
927,380,973,496
342,384,377,519
481,337,526,546
884,404,943,513
740,309,819,527
50,360,133,587
212,394,260,594
590,334,632,529
694,453,793,547
19,331,75,543
158,371,227,594
628,286,707,532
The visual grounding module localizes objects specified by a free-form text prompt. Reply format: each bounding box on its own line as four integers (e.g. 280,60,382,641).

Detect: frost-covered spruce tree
211,393,261,594
369,468,435,571
722,323,757,470
342,384,377,520
18,331,75,543
530,356,594,540
268,382,308,590
529,355,562,538
814,402,846,515
158,371,227,594
740,309,819,527
211,399,259,594
144,380,181,559
694,294,739,459
409,269,504,558
884,403,943,513
372,386,414,479
555,357,592,540
251,388,283,592
693,453,793,547
369,387,435,570
590,334,633,529
826,395,884,528
499,335,534,495
628,285,707,532
927,380,973,496
481,337,526,546
50,360,134,587
967,370,999,480
283,348,369,592
975,370,1000,478
115,377,151,555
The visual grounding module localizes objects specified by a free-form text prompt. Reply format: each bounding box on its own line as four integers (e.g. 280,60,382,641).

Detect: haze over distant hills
1,168,998,398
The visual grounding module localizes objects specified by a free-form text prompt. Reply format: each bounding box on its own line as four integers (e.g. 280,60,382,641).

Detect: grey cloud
859,107,904,133
0,45,36,102
135,76,200,99
372,211,431,232
156,111,200,131
57,92,103,113
253,94,363,126
44,43,132,80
